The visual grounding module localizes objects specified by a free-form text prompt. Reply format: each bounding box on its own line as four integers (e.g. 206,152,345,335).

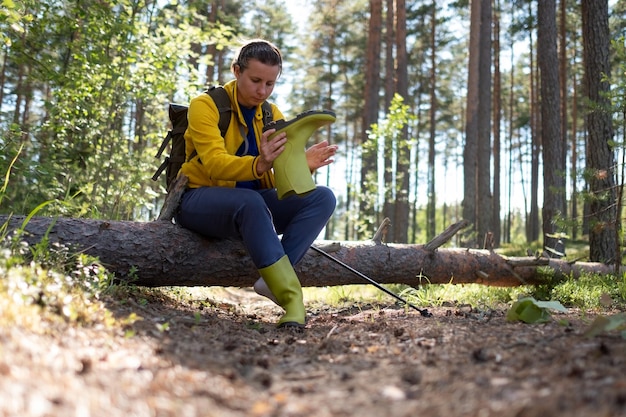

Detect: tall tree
426,0,437,241
463,0,492,247
570,45,580,240
524,0,541,243
393,0,410,243
492,0,502,246
538,0,565,254
360,0,383,236
463,0,480,246
382,0,396,238
405,0,431,244
581,0,618,263
558,0,568,216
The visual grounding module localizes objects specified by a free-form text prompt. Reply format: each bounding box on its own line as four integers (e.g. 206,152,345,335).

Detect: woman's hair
232,39,282,75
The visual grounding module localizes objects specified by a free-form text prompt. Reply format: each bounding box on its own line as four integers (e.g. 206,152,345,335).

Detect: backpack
152,86,273,191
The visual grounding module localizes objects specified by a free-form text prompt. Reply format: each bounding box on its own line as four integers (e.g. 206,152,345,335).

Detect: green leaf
532,299,568,313
2,0,15,7
506,297,567,324
583,313,626,338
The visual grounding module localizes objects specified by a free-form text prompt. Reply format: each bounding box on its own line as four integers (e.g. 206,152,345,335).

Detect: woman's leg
176,186,307,327
175,187,284,268
260,185,336,265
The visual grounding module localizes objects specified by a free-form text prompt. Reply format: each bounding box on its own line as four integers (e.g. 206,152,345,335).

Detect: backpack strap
207,85,274,136
261,101,273,128
206,85,233,138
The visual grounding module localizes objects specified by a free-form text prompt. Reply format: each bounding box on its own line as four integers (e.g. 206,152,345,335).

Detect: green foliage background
0,0,240,220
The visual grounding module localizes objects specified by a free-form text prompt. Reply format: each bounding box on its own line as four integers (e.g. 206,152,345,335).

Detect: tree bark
582,0,618,264
359,0,383,232
426,1,437,242
492,0,502,247
528,2,540,243
382,0,395,240
463,0,492,247
2,215,619,288
476,0,493,245
463,0,480,245
538,0,565,253
393,0,410,243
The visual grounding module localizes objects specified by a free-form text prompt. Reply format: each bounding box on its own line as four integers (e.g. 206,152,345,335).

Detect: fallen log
0,215,618,288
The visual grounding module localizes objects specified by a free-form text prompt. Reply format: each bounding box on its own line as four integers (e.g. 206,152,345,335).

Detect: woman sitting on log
175,39,338,329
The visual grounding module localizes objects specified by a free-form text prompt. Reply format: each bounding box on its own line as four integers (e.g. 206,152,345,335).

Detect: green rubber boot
263,110,336,200
258,255,306,328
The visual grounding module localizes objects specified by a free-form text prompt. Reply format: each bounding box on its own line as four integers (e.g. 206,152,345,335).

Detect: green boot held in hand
258,255,306,328
263,110,336,200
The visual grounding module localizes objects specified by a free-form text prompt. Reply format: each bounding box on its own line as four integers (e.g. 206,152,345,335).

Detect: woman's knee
235,190,268,214
315,185,337,214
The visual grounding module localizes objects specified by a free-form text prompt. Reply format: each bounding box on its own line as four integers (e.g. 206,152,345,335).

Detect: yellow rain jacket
180,80,283,189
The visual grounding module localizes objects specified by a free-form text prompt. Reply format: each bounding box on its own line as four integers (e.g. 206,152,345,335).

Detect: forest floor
1,286,626,417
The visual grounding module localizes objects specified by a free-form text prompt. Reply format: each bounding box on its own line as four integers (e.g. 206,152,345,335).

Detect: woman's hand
306,140,338,171
257,128,287,175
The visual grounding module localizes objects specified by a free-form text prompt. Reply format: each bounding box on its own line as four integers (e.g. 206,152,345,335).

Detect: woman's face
234,58,280,108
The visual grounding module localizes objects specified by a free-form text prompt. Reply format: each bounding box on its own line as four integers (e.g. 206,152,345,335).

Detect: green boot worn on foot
258,255,306,328
263,110,336,200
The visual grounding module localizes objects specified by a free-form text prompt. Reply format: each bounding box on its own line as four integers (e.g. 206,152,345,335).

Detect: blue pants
175,186,336,269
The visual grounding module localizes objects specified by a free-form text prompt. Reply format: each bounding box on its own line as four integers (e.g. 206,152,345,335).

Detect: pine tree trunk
582,0,618,263
528,2,540,243
426,1,437,242
492,0,502,247
538,0,565,253
463,0,481,246
382,0,396,241
360,0,383,236
393,0,410,243
476,0,493,246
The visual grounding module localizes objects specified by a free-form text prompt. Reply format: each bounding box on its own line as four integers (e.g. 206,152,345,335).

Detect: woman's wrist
255,156,271,175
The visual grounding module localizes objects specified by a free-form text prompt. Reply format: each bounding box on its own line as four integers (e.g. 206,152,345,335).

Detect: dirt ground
1,286,625,417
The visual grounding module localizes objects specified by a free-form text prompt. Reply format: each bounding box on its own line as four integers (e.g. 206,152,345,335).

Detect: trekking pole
310,246,432,317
